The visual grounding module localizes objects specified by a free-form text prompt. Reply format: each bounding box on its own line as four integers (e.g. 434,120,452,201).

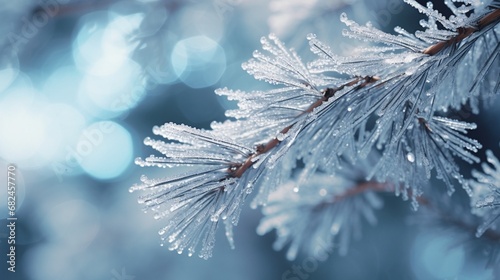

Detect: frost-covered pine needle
258,158,386,260
130,123,255,259
469,149,500,237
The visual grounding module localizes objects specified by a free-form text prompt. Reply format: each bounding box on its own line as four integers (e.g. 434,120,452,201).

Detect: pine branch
230,75,379,179
257,159,387,260
423,8,500,55
132,0,500,259
415,190,500,267
469,149,500,237
259,171,500,261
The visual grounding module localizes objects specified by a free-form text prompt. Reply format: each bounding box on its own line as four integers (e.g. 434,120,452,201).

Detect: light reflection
174,3,225,41
72,11,109,74
78,121,133,180
0,86,48,166
43,66,82,103
73,12,143,76
78,58,145,118
40,103,87,163
410,232,472,279
0,55,20,93
171,35,226,88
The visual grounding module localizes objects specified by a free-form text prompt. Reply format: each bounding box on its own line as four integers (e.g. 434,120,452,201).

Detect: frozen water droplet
319,189,327,196
306,33,317,40
277,133,287,141
340,12,348,23
211,214,219,222
347,106,352,112
485,195,495,204
405,69,415,75
331,223,340,234
135,157,144,166
407,152,415,163
293,187,299,193
152,125,160,134
129,185,138,193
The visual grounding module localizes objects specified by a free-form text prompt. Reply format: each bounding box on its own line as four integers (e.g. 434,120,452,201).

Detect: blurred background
0,0,499,279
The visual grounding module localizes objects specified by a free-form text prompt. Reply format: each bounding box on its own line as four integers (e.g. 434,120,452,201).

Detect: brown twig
322,180,500,242
423,8,500,55
229,76,379,178
228,10,500,178
331,181,391,203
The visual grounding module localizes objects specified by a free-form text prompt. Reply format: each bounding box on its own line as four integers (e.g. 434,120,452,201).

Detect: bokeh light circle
73,12,143,76
410,232,466,279
78,58,145,118
78,121,133,180
0,83,48,166
0,54,20,93
171,36,226,88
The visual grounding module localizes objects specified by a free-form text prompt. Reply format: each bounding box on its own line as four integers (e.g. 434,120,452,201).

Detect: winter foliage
257,156,385,260
469,148,500,237
131,0,500,267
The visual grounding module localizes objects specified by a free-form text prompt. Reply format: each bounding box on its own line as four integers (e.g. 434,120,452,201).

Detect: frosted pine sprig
130,35,344,259
130,123,257,259
469,149,500,237
368,115,481,203
215,34,334,143
413,190,500,269
257,167,386,260
299,1,498,198
310,1,499,113
132,0,500,259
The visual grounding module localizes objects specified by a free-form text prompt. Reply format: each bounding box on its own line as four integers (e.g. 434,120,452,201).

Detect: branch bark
229,76,379,178
423,8,500,55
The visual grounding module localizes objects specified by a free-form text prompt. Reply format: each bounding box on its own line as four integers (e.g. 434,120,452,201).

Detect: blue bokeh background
1,1,499,279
